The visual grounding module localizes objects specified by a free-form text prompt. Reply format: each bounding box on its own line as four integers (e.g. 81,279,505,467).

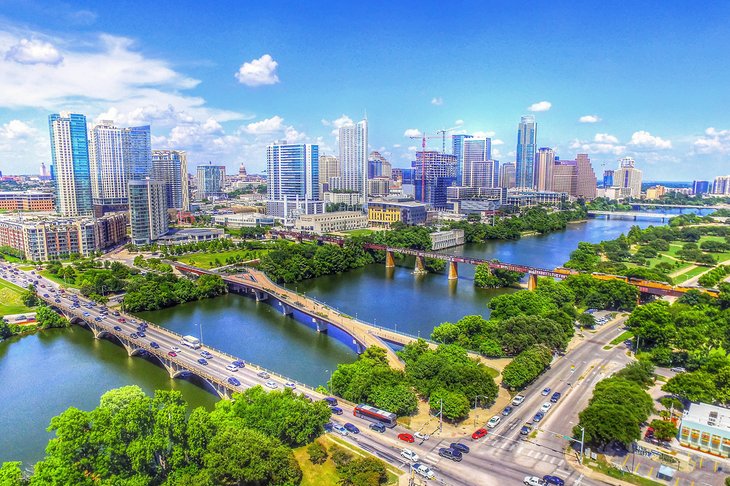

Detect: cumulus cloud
242,115,284,134
234,54,279,87
472,130,496,139
569,133,625,155
403,128,422,137
431,97,443,106
629,130,672,150
407,146,417,152
693,127,730,154
579,115,601,123
454,119,464,126
5,38,63,65
528,101,552,112
0,119,36,139
492,139,504,146
594,133,619,144
321,114,354,135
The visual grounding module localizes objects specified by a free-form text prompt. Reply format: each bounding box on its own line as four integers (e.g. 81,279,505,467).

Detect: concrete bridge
587,210,678,221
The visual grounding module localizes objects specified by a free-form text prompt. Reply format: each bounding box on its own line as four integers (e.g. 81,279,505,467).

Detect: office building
692,180,710,195
318,155,340,193
368,151,392,180
128,178,169,245
152,150,190,210
552,160,577,195
506,189,566,208
294,211,368,234
0,191,54,212
461,137,492,188
603,170,615,188
575,154,597,200
471,160,499,189
499,162,516,189
49,112,93,216
412,151,457,208
614,157,643,198
266,142,321,219
645,186,667,200
713,176,730,195
515,115,537,188
323,191,364,208
368,177,390,197
368,198,428,227
679,402,730,458
39,162,50,180
430,229,465,250
196,163,226,200
534,147,555,191
339,119,368,204
451,134,473,185
212,213,275,229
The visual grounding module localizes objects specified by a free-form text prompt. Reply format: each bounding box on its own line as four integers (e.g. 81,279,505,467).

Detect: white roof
683,403,730,430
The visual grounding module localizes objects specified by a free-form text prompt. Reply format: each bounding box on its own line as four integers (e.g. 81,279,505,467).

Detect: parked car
487,416,502,428
414,431,430,441
401,449,419,462
550,392,561,403
512,395,526,406
502,406,514,416
398,433,415,443
343,423,359,434
438,447,463,462
413,463,435,480
472,428,488,439
369,422,386,433
450,442,470,454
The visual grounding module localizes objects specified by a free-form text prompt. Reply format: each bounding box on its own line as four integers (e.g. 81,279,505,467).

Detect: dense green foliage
473,263,524,288
328,445,388,486
369,224,433,250
307,441,328,465
501,345,553,389
648,419,678,442
35,305,69,329
21,285,39,307
698,265,730,288
259,242,374,283
123,273,228,312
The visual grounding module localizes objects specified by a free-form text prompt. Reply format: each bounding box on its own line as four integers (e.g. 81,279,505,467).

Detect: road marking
699,457,703,468
622,455,630,467
634,463,641,473
647,466,654,477
574,473,584,485
714,461,719,473
526,449,535,458
557,459,564,467
517,446,524,454
507,443,516,451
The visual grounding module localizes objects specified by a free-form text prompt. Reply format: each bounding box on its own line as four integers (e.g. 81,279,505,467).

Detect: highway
0,263,632,485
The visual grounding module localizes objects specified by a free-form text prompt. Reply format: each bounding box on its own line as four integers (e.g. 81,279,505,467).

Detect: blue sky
0,1,729,180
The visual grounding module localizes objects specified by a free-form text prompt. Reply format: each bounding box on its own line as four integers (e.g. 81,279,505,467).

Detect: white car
540,402,552,413
171,346,181,352
414,431,430,441
333,424,348,436
487,416,501,428
401,449,419,462
265,380,278,389
512,395,526,406
284,382,296,389
414,463,435,479
225,364,239,372
524,476,545,486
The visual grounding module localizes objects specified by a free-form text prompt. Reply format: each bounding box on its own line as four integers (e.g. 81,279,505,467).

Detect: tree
0,462,25,486
615,360,655,389
576,402,642,447
429,388,471,421
369,384,418,416
21,285,38,307
35,306,68,329
307,441,328,465
501,345,553,390
662,371,718,403
577,313,596,328
649,419,678,442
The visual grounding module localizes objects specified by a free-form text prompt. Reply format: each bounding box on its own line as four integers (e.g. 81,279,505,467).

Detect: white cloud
528,101,552,112
569,133,625,155
629,130,672,150
472,130,496,139
693,127,730,154
321,114,354,136
431,97,443,106
454,119,464,126
403,128,422,137
5,38,63,65
392,144,401,148
243,115,284,134
0,119,37,139
594,133,619,144
492,139,504,146
234,54,279,87
407,146,417,152
579,115,601,123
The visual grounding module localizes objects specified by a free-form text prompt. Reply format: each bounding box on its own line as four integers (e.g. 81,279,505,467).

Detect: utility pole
580,426,585,464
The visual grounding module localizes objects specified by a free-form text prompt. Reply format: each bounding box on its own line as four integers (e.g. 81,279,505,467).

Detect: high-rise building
49,112,93,216
368,151,392,180
339,119,368,205
39,162,49,179
196,163,226,200
515,115,537,189
128,178,169,245
552,160,577,195
318,155,340,193
575,154,597,200
89,121,151,214
603,170,615,188
534,147,555,191
412,151,457,208
713,176,730,195
266,142,321,219
152,150,189,210
470,160,500,189
692,180,710,195
451,134,473,185
614,157,643,198
499,162,516,189
462,138,493,188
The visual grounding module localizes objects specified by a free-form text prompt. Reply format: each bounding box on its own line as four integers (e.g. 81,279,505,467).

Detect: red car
398,433,415,443
472,428,488,439
168,351,177,357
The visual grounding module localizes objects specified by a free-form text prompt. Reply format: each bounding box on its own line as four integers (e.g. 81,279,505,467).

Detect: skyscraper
196,164,226,200
534,147,555,191
712,176,730,195
575,154,597,200
692,180,710,195
368,151,392,180
614,157,642,198
412,151,457,208
552,160,577,195
152,150,189,210
49,112,93,216
515,115,537,189
318,155,340,193
266,142,321,218
452,134,473,185
603,170,615,188
462,138,492,188
339,119,368,205
499,162,516,189
128,178,169,245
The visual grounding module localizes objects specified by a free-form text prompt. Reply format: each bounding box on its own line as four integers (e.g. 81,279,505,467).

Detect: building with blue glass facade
515,115,537,189
49,112,93,216
266,142,321,219
603,169,614,188
692,180,710,195
452,134,473,185
412,151,457,209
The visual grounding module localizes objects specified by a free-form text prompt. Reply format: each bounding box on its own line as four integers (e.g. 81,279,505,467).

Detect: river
0,215,680,466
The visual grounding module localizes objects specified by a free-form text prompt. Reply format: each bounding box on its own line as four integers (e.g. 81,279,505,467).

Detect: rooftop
683,402,730,430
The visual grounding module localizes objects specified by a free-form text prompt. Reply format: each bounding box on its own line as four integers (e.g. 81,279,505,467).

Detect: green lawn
0,279,34,315
609,330,634,346
176,249,270,269
673,265,712,284
341,229,375,237
39,270,80,289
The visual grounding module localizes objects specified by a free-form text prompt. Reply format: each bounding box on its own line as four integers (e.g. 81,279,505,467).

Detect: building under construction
412,151,457,209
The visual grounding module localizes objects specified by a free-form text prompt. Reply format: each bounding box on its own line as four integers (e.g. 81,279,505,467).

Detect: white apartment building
293,211,368,234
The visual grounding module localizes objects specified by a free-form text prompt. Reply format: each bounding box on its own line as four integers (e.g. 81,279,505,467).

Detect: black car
438,448,463,462
330,406,343,415
543,475,565,486
137,331,146,338
324,422,334,432
520,423,533,435
227,377,241,386
324,397,338,407
369,422,386,433
450,442,470,454
343,423,360,434
198,358,208,365
130,333,139,339
113,326,122,331
550,392,561,403
232,360,245,368
150,342,160,349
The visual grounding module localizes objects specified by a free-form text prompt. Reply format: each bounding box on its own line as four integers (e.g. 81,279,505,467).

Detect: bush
307,441,328,465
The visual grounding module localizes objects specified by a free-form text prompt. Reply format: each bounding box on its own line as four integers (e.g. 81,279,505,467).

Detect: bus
181,335,201,349
354,404,397,428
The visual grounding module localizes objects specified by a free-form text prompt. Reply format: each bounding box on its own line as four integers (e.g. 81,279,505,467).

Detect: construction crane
409,131,443,202
435,126,461,154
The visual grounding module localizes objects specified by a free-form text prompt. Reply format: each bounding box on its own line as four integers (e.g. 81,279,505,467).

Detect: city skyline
0,2,729,180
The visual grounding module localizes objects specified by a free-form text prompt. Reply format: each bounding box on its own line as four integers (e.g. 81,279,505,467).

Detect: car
94,316,102,321
137,331,146,338
83,312,90,317
542,475,565,486
225,364,239,372
401,449,419,462
330,406,343,415
398,433,415,443
284,382,296,389
171,346,181,352
43,293,49,297
258,371,270,379
438,448,462,462
118,318,126,323
200,351,213,359
644,426,655,439
197,358,208,365
670,367,686,373
130,333,139,339
502,406,514,416
344,423,359,434
232,360,245,368
413,463,435,480
523,476,545,486
323,422,334,432
550,392,561,403
265,380,278,389
168,351,177,357
512,395,526,406
487,416,502,428
472,428,488,439
541,387,551,396
112,311,120,316
333,424,348,436
324,397,338,406
227,377,241,386
540,402,552,413
520,423,533,435
414,431,430,441
533,412,545,423
450,442,470,454
369,422,386,433
150,342,160,349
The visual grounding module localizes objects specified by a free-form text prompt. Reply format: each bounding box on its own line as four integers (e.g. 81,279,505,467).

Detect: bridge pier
448,261,458,280
527,273,538,291
385,250,395,268
414,256,427,275
313,317,328,333
279,302,293,316
254,290,268,301
353,339,366,354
